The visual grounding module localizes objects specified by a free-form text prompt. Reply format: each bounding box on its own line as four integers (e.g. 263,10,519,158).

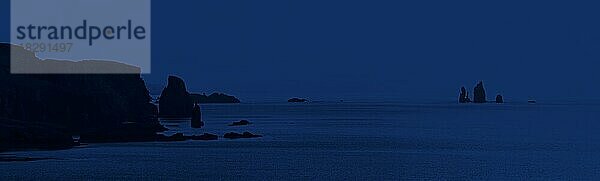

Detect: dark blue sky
3,0,600,101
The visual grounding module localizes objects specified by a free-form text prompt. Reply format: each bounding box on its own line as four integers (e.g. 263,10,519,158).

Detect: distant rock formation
288,98,308,103
158,76,193,118
223,132,262,139
0,44,165,146
473,81,487,103
495,94,504,103
191,103,204,128
458,87,471,103
190,93,240,104
157,133,188,142
190,133,218,140
229,120,250,126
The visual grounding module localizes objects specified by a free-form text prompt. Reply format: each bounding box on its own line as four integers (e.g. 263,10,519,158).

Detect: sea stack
473,81,487,103
158,76,193,118
458,87,471,103
495,94,504,103
191,103,204,128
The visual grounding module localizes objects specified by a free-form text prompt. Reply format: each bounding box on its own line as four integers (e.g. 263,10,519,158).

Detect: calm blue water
2,102,600,180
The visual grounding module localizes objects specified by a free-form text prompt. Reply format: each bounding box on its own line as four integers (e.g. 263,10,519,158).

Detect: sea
2,101,600,180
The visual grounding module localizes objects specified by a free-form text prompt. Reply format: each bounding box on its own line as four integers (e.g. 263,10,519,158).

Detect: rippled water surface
2,102,600,180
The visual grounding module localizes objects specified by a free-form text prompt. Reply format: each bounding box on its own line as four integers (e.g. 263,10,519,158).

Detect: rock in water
229,120,251,126
190,133,218,140
191,103,204,128
223,132,262,139
159,76,193,118
473,81,487,103
496,94,504,103
190,93,241,103
458,87,471,103
288,98,308,103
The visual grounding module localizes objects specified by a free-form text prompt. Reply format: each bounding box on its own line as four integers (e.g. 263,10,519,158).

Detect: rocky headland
0,44,166,149
158,77,240,116
0,44,262,151
190,93,240,104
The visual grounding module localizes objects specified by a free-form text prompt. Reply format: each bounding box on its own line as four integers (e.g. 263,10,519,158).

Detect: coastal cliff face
158,76,193,118
0,118,75,151
0,43,164,147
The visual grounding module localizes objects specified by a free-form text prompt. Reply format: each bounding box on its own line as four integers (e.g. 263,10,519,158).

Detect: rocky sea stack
191,103,204,128
458,87,471,103
159,76,193,118
473,81,487,103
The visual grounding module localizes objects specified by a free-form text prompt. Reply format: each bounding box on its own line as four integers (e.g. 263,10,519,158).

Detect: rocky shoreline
0,44,260,152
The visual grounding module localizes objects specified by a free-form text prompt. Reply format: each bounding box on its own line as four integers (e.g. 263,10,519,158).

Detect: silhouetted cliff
0,44,165,147
0,118,76,151
190,93,240,104
158,76,193,118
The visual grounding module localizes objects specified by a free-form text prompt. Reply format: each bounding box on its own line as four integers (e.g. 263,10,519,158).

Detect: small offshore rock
229,120,251,126
288,98,308,103
495,94,504,103
191,133,218,140
223,132,262,139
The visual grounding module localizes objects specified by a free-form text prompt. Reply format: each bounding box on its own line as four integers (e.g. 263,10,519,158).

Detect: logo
10,0,151,74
